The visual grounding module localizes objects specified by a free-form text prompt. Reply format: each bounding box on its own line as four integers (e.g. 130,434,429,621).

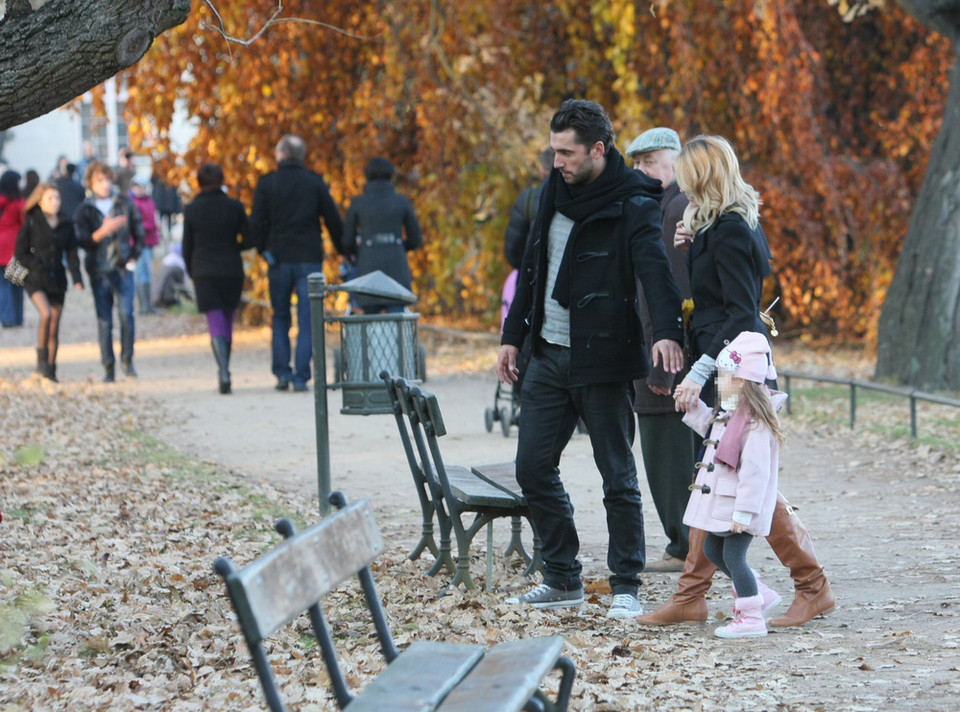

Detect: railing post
308,273,331,517
849,382,856,429
910,393,917,439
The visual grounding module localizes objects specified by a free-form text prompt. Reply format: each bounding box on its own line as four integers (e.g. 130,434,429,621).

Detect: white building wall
1,109,82,180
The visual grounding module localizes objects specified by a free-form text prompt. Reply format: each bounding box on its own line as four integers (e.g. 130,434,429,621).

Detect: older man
251,135,344,392
625,127,694,572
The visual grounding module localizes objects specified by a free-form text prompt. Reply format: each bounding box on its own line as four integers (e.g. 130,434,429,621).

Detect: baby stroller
485,270,528,436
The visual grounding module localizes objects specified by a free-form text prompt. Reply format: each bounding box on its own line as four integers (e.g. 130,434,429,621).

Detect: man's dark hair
550,100,615,154
364,157,395,182
197,163,224,191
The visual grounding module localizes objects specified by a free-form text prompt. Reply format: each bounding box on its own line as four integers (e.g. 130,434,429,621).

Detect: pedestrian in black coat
341,157,423,313
15,183,83,381
182,163,253,394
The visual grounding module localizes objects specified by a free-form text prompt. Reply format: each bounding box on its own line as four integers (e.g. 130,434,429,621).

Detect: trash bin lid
334,270,417,304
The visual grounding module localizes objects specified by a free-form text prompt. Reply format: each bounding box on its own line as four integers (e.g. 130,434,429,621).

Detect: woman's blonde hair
676,135,761,233
24,182,60,214
737,379,784,445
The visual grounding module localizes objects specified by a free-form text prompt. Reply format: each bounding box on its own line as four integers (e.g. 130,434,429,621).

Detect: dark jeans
0,273,24,327
516,341,645,595
268,261,321,386
91,269,135,367
637,412,694,560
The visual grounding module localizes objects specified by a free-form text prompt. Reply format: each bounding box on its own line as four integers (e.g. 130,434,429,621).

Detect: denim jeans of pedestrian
135,246,154,285
0,273,24,327
268,261,321,386
515,341,646,595
91,269,136,367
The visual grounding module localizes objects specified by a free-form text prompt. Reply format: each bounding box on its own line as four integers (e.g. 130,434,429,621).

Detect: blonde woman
14,183,83,381
638,135,836,629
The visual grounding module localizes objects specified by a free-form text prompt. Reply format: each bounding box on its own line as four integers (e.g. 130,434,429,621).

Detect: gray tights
703,532,757,598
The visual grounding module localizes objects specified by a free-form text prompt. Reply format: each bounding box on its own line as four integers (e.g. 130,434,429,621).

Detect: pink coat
681,391,786,537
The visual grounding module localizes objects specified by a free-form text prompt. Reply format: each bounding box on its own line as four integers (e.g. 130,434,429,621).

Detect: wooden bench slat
437,637,566,712
446,465,523,509
470,462,526,502
230,501,383,642
346,641,484,712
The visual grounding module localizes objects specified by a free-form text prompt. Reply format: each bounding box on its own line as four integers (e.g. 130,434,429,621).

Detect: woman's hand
673,376,702,412
730,521,748,534
674,221,694,253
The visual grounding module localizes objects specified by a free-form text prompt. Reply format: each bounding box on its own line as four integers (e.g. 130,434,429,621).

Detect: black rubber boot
211,336,231,394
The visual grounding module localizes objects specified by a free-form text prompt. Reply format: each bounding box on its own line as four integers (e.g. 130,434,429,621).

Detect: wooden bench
213,493,575,712
381,372,542,590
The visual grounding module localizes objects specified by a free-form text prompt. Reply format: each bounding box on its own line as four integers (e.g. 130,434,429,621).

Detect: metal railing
779,369,960,439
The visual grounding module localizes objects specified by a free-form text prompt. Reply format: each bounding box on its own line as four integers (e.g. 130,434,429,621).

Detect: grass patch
785,384,960,455
125,430,220,482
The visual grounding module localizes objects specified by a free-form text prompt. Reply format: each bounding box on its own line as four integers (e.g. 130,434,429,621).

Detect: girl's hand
673,377,701,412
730,521,748,534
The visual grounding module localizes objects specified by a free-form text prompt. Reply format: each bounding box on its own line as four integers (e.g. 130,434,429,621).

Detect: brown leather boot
766,494,836,627
636,527,716,624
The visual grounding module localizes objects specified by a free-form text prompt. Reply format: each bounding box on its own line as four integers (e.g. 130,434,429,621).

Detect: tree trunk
0,0,191,131
876,1,960,391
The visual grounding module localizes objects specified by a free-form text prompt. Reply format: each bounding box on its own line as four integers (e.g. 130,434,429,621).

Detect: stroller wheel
500,407,512,437
484,407,495,432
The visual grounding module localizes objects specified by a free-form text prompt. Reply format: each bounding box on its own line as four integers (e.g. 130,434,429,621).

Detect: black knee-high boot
211,336,231,394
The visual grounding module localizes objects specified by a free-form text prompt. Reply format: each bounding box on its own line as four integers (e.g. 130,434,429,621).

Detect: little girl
681,331,786,638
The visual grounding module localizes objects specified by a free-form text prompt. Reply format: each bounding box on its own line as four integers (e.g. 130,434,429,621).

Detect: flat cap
625,127,682,157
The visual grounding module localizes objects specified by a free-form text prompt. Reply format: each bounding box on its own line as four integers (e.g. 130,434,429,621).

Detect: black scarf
547,148,662,307
553,147,651,222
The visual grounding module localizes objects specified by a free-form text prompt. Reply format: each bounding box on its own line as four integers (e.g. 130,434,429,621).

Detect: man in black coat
251,135,344,392
497,100,684,618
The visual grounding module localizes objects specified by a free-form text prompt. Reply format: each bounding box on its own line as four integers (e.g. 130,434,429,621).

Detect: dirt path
3,296,959,709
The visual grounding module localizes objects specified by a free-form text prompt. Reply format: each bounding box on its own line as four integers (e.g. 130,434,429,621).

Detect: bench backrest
213,496,399,711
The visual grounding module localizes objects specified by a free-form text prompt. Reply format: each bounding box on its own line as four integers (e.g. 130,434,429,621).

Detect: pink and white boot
715,594,767,638
732,570,782,615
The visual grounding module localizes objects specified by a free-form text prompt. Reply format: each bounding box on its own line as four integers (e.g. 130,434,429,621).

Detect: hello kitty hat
715,331,777,383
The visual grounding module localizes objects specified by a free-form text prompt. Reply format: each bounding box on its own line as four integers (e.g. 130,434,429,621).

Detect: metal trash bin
329,312,420,414
308,270,424,513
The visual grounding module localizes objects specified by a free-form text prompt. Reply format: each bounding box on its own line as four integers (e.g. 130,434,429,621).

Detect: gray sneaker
607,593,644,619
506,583,584,609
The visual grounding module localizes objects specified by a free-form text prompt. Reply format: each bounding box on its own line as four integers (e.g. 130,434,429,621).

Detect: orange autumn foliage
115,0,949,342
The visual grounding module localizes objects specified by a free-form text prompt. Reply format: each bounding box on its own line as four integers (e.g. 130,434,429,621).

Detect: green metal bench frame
381,372,542,590
213,493,575,712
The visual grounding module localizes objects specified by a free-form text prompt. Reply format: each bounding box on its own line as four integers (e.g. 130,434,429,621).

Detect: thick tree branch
899,0,960,44
0,0,191,130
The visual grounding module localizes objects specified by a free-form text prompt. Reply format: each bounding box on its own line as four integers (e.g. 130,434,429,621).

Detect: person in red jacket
130,176,161,314
0,170,26,328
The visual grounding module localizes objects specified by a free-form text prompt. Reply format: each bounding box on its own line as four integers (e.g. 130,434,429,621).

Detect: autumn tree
120,1,950,350
0,0,191,130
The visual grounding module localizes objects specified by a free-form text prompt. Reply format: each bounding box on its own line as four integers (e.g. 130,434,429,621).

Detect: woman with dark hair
341,157,423,313
182,163,252,393
0,170,26,328
14,183,84,380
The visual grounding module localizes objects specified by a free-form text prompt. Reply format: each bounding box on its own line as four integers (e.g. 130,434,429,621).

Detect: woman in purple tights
182,163,253,394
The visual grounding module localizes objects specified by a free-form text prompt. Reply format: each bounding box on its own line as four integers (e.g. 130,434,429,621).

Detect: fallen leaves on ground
1,356,959,711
